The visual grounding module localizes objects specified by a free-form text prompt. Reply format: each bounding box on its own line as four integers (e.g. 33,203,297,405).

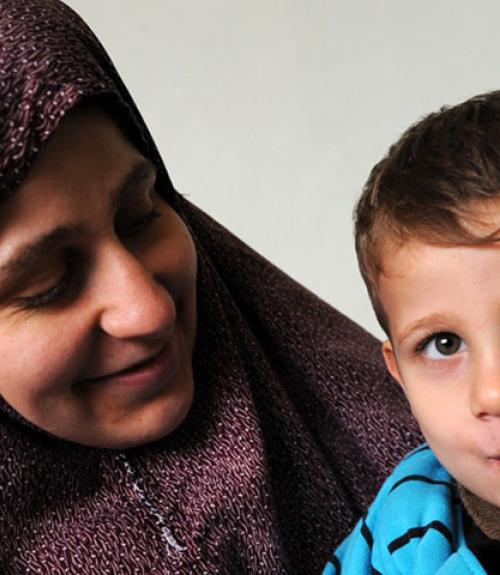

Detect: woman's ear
382,340,404,389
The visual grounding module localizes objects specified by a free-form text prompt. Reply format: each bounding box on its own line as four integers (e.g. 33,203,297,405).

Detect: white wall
64,0,500,339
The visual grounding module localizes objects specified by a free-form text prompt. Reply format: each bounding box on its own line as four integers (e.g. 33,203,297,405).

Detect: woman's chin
85,385,194,449
17,375,195,449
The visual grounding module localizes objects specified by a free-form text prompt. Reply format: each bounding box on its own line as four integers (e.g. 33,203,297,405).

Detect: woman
0,1,420,573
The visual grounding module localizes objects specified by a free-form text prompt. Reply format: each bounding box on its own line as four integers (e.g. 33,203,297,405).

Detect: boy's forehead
376,239,449,344
377,235,419,279
378,236,481,287
377,234,500,341
378,198,500,280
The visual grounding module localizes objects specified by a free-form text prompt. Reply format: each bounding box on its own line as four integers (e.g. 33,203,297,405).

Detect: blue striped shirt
323,445,486,574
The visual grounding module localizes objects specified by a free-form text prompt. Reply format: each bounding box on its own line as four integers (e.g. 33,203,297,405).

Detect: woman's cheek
152,207,198,301
0,316,86,400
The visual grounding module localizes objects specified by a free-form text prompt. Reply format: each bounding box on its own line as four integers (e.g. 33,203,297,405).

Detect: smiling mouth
78,344,169,384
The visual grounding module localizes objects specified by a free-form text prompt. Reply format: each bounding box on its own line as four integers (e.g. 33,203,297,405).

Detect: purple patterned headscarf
0,1,420,573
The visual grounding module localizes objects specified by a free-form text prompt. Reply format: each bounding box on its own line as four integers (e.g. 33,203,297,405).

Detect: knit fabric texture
0,1,421,573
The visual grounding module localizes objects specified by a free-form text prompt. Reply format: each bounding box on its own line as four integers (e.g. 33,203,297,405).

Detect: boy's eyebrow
0,158,157,279
397,313,449,346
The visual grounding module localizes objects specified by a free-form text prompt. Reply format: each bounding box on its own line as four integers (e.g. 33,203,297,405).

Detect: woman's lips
78,342,178,390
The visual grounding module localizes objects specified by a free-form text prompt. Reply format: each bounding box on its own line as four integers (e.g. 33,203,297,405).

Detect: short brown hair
355,90,500,334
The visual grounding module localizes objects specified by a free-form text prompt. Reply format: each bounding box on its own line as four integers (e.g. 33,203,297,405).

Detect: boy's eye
420,332,466,360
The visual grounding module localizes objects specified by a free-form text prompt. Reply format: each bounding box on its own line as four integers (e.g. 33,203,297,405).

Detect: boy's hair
355,90,500,334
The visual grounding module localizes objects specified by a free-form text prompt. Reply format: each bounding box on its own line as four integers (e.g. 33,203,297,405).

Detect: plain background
64,0,500,339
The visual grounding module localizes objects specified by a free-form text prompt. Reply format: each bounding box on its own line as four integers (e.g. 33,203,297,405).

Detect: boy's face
379,236,500,507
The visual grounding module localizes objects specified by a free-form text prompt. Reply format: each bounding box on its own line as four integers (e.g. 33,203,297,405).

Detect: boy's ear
381,340,404,389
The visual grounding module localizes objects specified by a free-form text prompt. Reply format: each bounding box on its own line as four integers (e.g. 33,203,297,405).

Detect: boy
323,91,500,574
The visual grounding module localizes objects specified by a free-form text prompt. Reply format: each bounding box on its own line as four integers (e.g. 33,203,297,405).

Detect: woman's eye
116,207,162,239
16,252,79,310
420,332,466,360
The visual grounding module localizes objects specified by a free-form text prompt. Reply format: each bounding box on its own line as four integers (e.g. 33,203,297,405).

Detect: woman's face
0,107,197,449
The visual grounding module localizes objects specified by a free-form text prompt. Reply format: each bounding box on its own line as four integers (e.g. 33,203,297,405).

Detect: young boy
323,91,500,574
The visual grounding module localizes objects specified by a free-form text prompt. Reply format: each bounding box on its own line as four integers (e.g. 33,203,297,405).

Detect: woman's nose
95,243,176,341
470,362,500,419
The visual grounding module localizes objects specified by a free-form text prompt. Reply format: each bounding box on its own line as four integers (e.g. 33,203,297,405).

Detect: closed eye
115,207,162,239
13,203,163,311
15,250,81,310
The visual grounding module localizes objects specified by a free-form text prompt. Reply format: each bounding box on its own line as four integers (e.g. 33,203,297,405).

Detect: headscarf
0,1,421,573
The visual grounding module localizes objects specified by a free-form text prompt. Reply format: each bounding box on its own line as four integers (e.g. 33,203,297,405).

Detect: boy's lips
486,457,500,470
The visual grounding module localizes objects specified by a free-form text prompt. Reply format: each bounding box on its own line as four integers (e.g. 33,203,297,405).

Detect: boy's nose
470,365,500,419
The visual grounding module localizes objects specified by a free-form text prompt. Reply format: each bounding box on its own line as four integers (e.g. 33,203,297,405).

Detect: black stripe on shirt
329,554,341,574
361,515,374,548
388,520,455,554
389,475,455,494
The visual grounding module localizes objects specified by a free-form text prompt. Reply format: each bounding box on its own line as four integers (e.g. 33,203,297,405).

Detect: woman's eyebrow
0,224,85,279
110,158,157,213
0,159,157,280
